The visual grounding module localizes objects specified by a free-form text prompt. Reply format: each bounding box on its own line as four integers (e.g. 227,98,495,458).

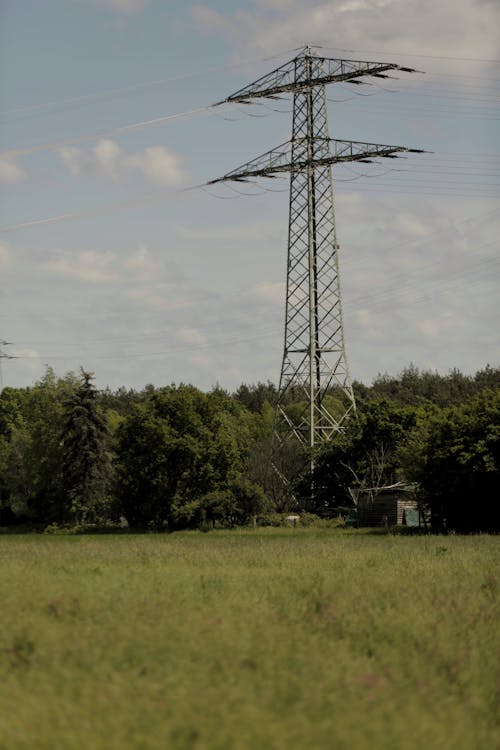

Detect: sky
0,0,499,393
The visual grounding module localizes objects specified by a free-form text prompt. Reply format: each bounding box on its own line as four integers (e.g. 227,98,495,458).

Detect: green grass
0,529,498,750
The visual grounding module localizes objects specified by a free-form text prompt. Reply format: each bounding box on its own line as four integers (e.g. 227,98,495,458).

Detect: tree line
0,365,499,532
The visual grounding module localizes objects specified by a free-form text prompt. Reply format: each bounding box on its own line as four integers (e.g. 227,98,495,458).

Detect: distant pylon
0,339,14,391
209,46,425,490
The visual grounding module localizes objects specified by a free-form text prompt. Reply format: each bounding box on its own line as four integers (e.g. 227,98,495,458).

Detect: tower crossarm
213,52,420,106
207,139,426,184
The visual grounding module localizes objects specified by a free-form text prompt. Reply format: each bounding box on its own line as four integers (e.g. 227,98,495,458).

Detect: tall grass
0,529,498,749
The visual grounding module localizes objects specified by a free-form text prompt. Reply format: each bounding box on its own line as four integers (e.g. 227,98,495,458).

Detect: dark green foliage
62,370,111,523
233,381,277,412
114,404,179,528
0,388,26,508
414,389,500,531
228,475,270,524
98,383,156,416
171,478,268,530
354,364,500,407
1,369,77,522
114,385,254,529
311,399,416,512
1,365,499,532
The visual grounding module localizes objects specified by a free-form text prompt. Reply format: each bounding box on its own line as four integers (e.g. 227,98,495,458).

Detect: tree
229,475,270,524
115,385,255,529
0,387,29,510
115,405,180,528
311,399,416,512
1,369,77,523
233,381,277,413
61,370,110,524
415,389,500,531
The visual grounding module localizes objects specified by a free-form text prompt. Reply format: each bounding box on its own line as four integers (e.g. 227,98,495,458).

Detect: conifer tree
62,369,110,523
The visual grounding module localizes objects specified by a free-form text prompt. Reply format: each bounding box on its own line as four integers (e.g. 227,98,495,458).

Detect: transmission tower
0,340,15,391
210,46,424,489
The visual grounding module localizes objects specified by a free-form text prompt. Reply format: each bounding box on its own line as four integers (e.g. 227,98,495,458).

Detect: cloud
29,243,167,285
58,139,187,186
175,327,207,346
354,308,386,342
43,250,118,284
179,220,282,243
12,349,42,374
126,146,186,186
126,285,212,312
391,213,428,239
252,281,285,305
92,139,122,180
416,315,458,339
122,244,167,282
96,0,150,14
190,0,500,72
59,147,83,176
0,155,25,183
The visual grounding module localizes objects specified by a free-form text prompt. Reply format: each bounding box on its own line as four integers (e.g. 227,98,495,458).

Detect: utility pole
210,46,424,499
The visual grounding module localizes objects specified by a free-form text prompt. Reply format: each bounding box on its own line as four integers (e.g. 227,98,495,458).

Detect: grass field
0,529,498,750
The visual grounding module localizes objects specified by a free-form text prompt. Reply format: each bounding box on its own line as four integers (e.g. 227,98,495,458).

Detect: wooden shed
349,483,424,528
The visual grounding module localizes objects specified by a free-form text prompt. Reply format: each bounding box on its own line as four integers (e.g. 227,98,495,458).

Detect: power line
3,70,500,158
0,339,16,390
1,105,215,157
10,239,498,352
2,49,499,123
321,45,500,65
9,253,498,364
0,183,200,233
2,168,499,234
0,45,304,119
2,205,497,327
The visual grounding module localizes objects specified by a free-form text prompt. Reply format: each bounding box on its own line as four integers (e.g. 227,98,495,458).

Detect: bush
256,513,290,527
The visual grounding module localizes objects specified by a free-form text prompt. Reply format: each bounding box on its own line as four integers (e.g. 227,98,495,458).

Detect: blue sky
1,0,499,391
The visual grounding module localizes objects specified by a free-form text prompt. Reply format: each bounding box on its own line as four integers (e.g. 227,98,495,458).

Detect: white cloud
58,147,83,176
256,0,298,10
12,349,42,374
92,139,122,180
190,0,500,72
416,315,458,339
97,0,150,14
123,244,162,282
178,220,282,243
252,281,285,305
175,327,207,346
126,146,186,186
126,285,209,312
44,250,118,284
353,308,386,342
391,213,428,239
30,243,168,286
58,139,187,186
0,155,25,183
350,269,386,291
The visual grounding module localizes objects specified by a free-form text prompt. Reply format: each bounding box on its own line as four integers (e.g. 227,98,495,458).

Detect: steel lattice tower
277,52,355,450
210,47,424,488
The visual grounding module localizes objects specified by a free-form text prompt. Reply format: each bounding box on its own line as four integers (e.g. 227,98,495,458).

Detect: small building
349,483,425,528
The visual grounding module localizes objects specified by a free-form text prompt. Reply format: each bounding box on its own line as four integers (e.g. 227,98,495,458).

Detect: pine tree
62,369,110,524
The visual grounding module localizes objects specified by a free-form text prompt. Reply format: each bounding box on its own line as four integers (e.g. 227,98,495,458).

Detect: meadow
0,529,498,750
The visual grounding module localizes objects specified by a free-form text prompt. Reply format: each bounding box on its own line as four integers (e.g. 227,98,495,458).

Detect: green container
404,507,420,527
